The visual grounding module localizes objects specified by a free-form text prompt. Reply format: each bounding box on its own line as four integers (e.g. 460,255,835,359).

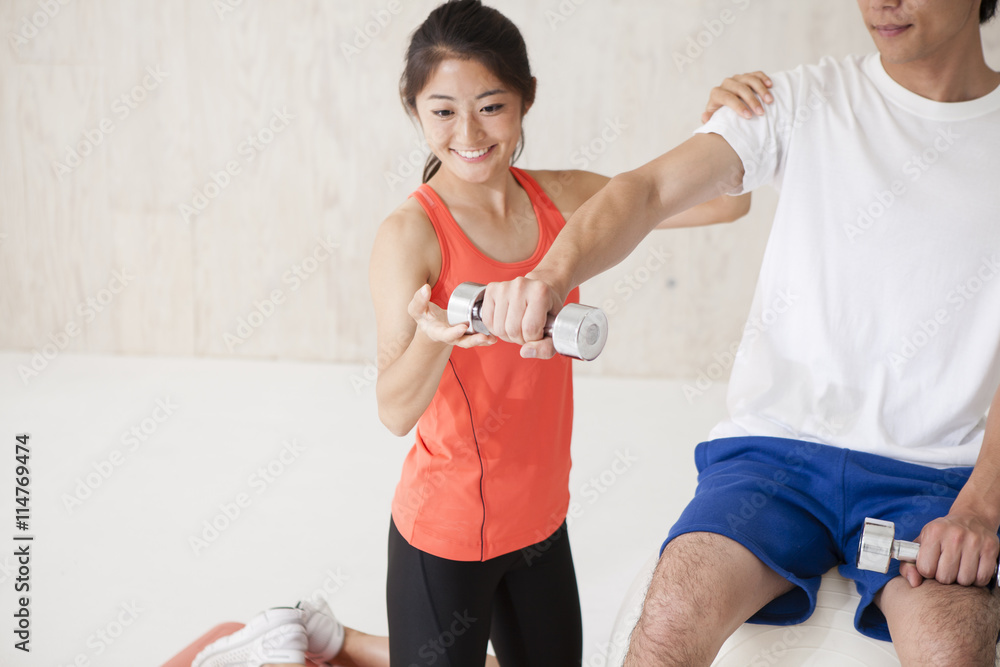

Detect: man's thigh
877,576,1000,666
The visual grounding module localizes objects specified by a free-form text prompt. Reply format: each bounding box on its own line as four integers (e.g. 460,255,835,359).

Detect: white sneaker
296,598,345,663
192,607,307,667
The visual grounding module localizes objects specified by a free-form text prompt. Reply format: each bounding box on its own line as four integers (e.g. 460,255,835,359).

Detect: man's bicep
634,132,747,224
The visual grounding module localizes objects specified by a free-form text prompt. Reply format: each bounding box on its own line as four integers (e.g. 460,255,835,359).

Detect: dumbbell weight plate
857,517,896,574
447,282,491,335
551,303,608,361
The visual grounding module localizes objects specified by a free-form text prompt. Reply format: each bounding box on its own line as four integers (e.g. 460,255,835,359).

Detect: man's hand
480,274,565,359
901,512,1000,588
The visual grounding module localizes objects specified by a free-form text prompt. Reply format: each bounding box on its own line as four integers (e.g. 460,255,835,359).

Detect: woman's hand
408,284,496,348
702,71,774,124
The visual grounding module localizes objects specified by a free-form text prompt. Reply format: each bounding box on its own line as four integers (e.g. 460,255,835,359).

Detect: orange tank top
391,167,579,561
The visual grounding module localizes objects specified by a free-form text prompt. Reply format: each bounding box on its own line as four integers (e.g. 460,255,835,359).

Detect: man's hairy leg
878,577,1000,667
625,532,795,667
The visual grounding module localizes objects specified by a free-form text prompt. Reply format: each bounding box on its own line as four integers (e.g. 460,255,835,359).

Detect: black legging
386,518,583,667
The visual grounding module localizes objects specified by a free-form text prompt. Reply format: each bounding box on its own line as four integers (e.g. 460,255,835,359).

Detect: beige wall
2,0,998,378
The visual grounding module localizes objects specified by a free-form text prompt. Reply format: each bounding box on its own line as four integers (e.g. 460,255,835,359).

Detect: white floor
0,352,729,667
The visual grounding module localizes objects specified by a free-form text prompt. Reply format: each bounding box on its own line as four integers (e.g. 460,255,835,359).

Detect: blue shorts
663,436,980,642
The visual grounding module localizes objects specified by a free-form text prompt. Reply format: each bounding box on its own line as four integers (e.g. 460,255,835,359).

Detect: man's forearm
530,132,745,298
951,384,1000,529
528,170,662,298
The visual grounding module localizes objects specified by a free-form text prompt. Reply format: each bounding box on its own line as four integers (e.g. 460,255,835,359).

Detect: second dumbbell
857,517,999,586
447,281,608,361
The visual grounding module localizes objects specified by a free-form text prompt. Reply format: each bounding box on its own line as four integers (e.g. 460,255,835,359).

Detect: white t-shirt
698,54,1000,467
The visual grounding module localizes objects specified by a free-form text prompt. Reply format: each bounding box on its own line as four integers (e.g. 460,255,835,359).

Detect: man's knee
632,533,792,651
625,532,794,666
649,533,747,614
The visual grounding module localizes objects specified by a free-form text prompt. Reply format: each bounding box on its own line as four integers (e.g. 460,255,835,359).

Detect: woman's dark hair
400,0,536,183
983,0,998,23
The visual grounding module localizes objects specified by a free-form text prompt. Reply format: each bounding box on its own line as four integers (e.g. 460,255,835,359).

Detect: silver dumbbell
447,282,608,361
857,517,1000,585
856,518,921,574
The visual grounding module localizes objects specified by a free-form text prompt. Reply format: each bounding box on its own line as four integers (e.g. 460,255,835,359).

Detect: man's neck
881,36,1000,102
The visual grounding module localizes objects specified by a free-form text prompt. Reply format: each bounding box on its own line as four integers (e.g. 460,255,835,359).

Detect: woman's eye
432,109,453,118
481,104,504,114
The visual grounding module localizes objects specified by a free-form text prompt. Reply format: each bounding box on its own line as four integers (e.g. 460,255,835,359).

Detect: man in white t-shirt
482,1,1000,664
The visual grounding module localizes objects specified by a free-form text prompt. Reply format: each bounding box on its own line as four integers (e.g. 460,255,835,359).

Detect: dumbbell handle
886,538,921,564
874,537,1000,585
469,299,558,337
858,518,999,586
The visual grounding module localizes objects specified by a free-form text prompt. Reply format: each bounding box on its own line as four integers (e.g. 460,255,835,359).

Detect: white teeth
455,147,490,159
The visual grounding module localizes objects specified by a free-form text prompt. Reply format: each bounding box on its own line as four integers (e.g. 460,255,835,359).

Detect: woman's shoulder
371,194,443,285
520,169,610,219
377,195,438,244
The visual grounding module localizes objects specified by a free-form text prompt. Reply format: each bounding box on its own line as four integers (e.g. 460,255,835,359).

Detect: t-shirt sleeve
693,66,807,195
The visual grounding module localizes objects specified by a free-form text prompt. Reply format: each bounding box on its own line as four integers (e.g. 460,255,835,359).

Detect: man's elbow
718,192,752,223
708,193,750,223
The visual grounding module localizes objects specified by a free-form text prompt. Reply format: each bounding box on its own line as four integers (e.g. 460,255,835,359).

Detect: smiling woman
398,1,537,183
186,1,758,665
414,59,528,187
364,1,754,665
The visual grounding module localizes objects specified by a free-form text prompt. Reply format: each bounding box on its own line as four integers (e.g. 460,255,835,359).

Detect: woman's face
414,58,527,184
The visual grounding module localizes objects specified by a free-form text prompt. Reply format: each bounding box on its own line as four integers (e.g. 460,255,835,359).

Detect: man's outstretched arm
480,131,745,358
